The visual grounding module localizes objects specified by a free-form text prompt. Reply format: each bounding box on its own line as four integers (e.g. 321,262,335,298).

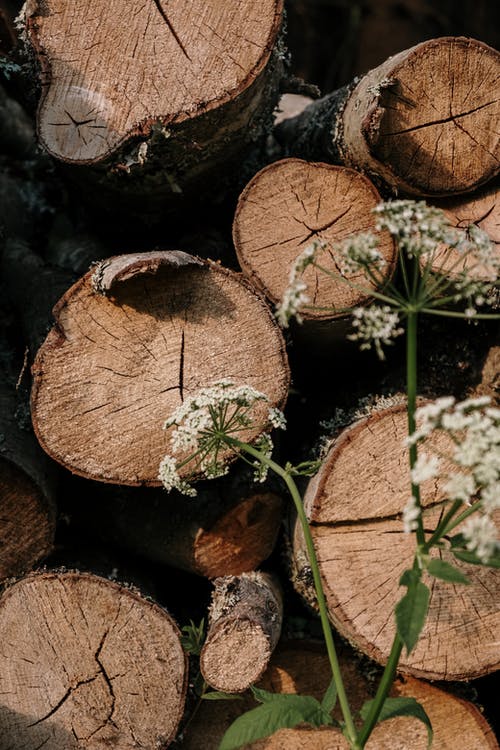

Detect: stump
31,251,289,485
23,0,285,211
0,570,187,750
233,159,396,320
200,572,283,693
275,37,500,197
291,404,500,680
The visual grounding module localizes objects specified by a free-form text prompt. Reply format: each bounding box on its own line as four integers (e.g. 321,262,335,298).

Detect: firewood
180,641,499,749
66,471,283,579
31,251,289,486
275,37,500,197
21,0,285,210
290,403,500,681
233,159,396,321
200,572,283,693
0,570,187,749
0,375,56,580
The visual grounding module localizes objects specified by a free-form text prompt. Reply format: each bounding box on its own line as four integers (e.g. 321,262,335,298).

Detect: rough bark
0,375,56,580
180,641,499,749
233,158,396,320
290,403,500,681
0,570,187,749
275,37,500,197
31,251,290,486
66,473,284,578
200,572,283,693
21,0,285,215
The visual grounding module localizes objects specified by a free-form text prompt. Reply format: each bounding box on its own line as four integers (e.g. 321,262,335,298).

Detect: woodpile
0,2,499,748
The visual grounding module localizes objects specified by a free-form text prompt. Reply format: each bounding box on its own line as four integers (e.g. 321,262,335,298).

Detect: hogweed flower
158,379,286,496
275,242,323,327
373,200,455,259
348,306,404,360
462,514,499,564
403,494,421,534
338,232,386,275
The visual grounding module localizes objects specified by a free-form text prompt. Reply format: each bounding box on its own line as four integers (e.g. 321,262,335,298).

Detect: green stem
407,311,425,546
226,438,359,747
441,501,481,535
424,499,463,549
421,308,500,320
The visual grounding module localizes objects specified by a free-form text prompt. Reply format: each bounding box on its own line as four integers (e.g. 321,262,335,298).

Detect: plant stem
226,438,359,747
407,310,425,546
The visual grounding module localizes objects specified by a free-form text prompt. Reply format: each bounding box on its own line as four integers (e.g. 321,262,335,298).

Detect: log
200,572,283,693
428,181,500,282
291,403,500,680
0,570,187,749
233,159,396,320
180,641,499,749
0,375,56,580
31,251,290,486
21,0,285,212
275,37,500,197
66,474,284,578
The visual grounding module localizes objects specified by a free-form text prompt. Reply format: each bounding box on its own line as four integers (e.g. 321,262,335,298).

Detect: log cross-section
31,251,289,486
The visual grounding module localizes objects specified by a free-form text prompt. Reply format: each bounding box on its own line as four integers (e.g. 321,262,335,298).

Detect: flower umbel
159,380,286,496
348,306,404,359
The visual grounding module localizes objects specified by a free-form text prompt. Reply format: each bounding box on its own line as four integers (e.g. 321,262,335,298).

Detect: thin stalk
226,437,359,747
441,501,481,535
407,311,425,546
424,499,463,549
421,308,500,320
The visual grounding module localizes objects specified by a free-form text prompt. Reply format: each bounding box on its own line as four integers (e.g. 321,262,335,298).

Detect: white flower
403,495,421,533
373,200,452,258
411,454,441,485
339,232,386,275
443,473,476,504
348,305,404,359
158,455,197,497
480,482,500,513
462,514,499,563
275,278,310,327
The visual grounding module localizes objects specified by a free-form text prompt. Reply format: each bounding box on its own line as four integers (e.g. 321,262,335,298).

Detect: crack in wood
179,329,185,402
27,674,99,727
152,0,191,61
380,98,500,137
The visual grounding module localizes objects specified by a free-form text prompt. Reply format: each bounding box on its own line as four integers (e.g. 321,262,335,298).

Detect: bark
21,0,286,216
180,641,499,749
31,251,290,486
233,158,396,321
275,37,500,197
0,570,187,749
0,374,56,580
290,403,500,681
200,572,283,693
66,473,284,579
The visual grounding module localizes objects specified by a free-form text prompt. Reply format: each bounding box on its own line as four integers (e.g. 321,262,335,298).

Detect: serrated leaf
452,549,500,568
202,691,243,701
218,695,329,750
427,559,470,584
360,697,433,748
395,581,430,654
320,677,338,714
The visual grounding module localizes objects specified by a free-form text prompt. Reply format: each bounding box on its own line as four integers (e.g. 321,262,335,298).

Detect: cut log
0,570,187,749
233,159,396,320
200,572,283,693
275,37,500,197
427,181,500,282
31,251,289,486
180,641,499,749
290,403,500,680
22,0,285,211
0,376,56,580
67,474,283,578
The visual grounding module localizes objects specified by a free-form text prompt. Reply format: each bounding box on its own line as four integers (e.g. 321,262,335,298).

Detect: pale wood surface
233,159,396,319
0,571,187,750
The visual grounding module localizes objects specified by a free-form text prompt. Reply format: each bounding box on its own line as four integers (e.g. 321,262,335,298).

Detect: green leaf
395,581,430,654
218,694,329,750
320,677,338,714
360,697,433,748
180,618,206,656
202,691,243,701
399,568,419,587
452,549,500,568
427,559,470,584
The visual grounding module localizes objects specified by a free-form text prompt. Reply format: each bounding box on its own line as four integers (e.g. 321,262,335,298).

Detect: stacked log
275,37,500,197
0,570,187,749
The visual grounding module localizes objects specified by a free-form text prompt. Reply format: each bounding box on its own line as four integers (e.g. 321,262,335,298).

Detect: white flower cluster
275,242,323,327
451,225,499,315
159,380,286,496
338,232,387,275
348,305,404,360
407,396,500,562
373,200,454,258
403,494,421,534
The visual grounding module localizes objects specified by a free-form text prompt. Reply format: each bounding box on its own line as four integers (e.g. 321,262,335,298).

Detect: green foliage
450,534,500,568
427,559,470,584
218,689,335,750
320,677,338,714
360,697,433,748
395,571,430,655
180,618,206,656
201,691,243,701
